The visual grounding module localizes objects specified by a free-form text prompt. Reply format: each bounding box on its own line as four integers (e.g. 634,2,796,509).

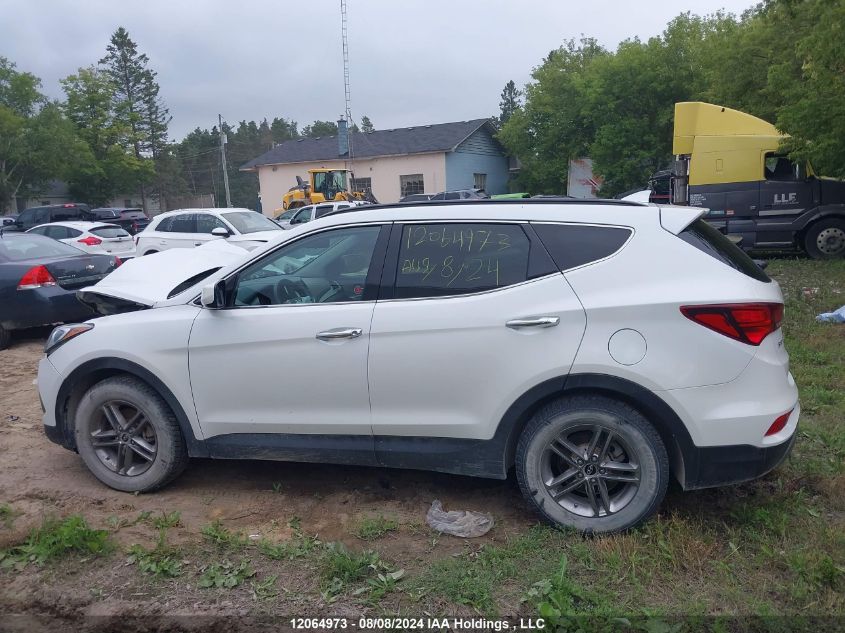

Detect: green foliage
0,515,111,569
352,514,399,541
127,531,183,578
359,115,375,133
0,504,17,528
302,120,339,138
320,542,378,585
197,559,255,589
258,532,320,560
200,519,248,549
150,511,181,530
497,79,522,127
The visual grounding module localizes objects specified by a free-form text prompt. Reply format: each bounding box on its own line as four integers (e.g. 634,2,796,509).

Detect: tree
497,80,522,126
100,27,169,210
360,115,374,133
302,120,338,138
61,66,149,206
0,58,80,212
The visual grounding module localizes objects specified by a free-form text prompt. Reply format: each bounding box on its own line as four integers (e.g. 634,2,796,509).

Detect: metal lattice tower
340,0,354,177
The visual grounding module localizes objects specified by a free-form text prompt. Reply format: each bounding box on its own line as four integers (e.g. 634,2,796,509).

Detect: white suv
37,200,799,533
135,208,282,255
276,201,363,229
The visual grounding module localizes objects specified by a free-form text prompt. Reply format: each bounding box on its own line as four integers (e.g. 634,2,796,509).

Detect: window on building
473,173,487,191
400,174,425,197
352,177,372,192
394,223,531,299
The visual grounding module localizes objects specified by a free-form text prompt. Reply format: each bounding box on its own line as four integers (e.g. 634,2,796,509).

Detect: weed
0,504,16,528
198,559,255,589
127,532,183,578
320,542,378,584
353,514,399,541
365,565,405,603
251,574,279,600
0,515,111,569
201,520,248,549
258,532,320,560
150,511,181,530
272,482,283,494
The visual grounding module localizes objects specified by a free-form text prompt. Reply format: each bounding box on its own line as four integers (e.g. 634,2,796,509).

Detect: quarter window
533,223,632,270
400,174,425,197
394,223,530,299
234,226,381,307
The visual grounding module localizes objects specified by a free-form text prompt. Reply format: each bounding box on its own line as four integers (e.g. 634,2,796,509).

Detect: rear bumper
0,286,95,331
682,424,797,489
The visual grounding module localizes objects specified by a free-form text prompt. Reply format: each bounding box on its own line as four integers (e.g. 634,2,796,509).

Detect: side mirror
200,280,227,309
211,227,230,238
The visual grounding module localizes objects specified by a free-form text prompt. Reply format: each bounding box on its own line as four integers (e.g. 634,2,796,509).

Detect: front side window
196,214,228,234
222,211,281,234
394,223,530,299
234,225,381,306
400,174,425,197
289,207,313,225
764,154,801,181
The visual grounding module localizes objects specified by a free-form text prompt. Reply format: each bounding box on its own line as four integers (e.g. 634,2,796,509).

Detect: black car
0,232,120,349
14,203,93,232
90,207,151,235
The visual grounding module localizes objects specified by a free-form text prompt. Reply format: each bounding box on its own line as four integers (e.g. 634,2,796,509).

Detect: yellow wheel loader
280,169,377,211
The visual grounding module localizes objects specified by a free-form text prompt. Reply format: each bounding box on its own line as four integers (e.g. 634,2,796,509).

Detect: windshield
0,234,85,261
275,208,297,221
222,212,281,234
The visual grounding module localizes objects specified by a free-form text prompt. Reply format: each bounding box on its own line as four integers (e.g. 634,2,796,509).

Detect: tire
516,395,669,534
74,376,188,492
803,218,845,259
0,325,10,350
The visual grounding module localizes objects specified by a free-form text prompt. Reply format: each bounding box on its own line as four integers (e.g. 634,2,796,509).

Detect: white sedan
135,208,283,256
27,221,136,260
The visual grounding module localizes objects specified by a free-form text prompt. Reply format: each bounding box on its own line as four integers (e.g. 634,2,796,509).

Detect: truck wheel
74,376,188,492
804,218,845,259
516,395,669,534
0,325,10,350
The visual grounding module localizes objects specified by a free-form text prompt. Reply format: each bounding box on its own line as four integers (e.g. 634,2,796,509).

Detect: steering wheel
275,278,309,304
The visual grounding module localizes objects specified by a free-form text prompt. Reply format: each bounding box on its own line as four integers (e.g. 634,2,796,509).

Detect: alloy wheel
89,400,158,476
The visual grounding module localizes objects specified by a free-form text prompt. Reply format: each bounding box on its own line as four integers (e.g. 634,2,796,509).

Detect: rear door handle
316,327,363,341
506,316,560,329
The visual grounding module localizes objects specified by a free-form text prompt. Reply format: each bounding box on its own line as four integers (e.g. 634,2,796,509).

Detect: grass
201,519,249,549
0,515,112,569
0,504,16,528
352,514,399,541
127,531,183,578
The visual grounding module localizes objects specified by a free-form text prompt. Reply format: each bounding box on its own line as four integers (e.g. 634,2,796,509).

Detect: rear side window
90,226,130,238
394,223,531,299
315,205,335,218
533,223,632,270
679,219,770,282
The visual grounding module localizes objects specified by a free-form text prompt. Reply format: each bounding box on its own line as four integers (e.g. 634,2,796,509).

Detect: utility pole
219,113,232,207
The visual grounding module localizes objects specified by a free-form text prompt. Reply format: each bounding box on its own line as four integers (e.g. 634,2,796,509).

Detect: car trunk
41,254,118,290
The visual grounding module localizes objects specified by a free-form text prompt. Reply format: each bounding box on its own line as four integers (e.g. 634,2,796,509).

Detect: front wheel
74,376,188,492
804,218,845,259
516,395,669,534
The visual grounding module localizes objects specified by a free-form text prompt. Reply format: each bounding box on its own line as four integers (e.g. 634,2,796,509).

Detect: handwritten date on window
399,225,526,290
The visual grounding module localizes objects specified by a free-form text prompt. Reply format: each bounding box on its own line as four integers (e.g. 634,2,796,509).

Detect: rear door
368,221,587,447
157,213,200,250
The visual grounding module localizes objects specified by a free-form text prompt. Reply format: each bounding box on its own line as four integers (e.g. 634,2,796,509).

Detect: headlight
45,323,94,355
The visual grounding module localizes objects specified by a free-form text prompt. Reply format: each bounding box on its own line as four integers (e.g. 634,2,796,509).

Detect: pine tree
498,80,522,126
360,115,375,133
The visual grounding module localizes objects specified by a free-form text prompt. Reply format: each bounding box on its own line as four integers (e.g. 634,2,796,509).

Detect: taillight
680,303,783,346
18,265,57,290
113,256,122,267
765,409,793,437
78,236,102,246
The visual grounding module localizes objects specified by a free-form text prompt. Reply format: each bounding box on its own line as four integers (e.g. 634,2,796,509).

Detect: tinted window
315,205,335,218
234,226,380,306
533,223,632,270
0,235,84,261
196,214,228,234
168,214,196,233
290,207,312,225
27,226,49,236
155,216,174,232
395,223,530,299
66,228,83,238
90,226,130,238
222,211,281,234
51,208,81,222
679,219,770,282
45,226,70,239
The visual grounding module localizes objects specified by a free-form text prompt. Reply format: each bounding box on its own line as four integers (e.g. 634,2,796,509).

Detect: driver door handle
316,327,363,341
506,316,560,329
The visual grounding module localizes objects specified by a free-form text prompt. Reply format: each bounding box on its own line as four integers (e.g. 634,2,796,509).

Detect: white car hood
78,239,249,308
227,230,286,246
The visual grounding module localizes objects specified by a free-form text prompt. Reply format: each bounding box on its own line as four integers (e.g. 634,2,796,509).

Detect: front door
188,224,387,439
756,154,814,246
368,222,587,446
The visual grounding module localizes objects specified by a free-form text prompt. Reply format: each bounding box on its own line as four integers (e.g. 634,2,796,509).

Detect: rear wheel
804,218,845,259
516,395,669,534
74,376,188,492
0,325,10,350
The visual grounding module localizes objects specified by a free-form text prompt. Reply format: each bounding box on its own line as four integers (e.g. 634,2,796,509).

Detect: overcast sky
3,0,758,141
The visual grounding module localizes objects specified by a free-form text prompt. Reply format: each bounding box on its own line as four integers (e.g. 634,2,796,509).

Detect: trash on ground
802,287,820,299
5,415,20,422
426,499,494,538
817,305,845,323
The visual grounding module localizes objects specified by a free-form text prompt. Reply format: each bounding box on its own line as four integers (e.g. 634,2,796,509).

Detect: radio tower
340,0,354,180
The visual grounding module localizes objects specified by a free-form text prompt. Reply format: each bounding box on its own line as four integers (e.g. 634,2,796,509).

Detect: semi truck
658,102,845,259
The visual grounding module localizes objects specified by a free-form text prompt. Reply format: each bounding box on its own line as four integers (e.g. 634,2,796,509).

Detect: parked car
14,203,93,232
273,207,298,227
0,232,120,350
90,208,151,235
429,188,489,201
27,222,136,260
134,208,283,256
1,216,17,228
37,199,798,534
398,193,434,203
277,201,358,229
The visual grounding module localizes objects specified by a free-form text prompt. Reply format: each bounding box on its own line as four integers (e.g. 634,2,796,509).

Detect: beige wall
255,152,446,215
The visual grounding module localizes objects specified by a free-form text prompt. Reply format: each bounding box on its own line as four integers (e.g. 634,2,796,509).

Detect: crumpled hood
227,230,286,247
77,239,250,309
